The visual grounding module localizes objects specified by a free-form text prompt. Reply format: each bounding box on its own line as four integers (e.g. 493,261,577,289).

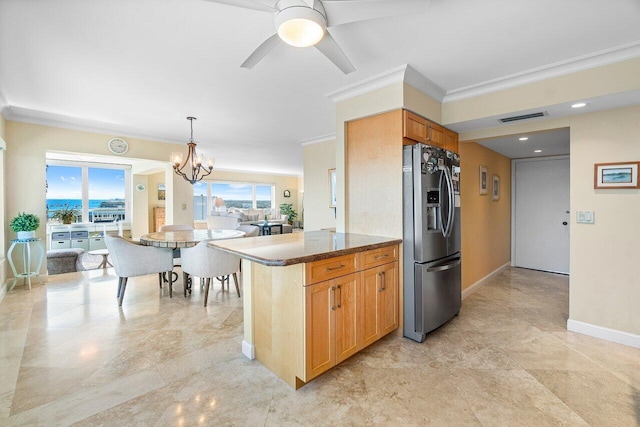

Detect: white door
513,157,570,274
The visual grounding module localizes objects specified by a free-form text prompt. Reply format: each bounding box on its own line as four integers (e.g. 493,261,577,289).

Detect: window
194,181,275,216
46,165,83,222
46,162,130,223
193,181,208,221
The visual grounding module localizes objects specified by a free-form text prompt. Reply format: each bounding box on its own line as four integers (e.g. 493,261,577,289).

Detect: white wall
302,139,336,231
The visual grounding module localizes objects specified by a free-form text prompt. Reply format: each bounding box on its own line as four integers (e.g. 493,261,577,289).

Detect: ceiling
1,0,639,175
477,128,569,160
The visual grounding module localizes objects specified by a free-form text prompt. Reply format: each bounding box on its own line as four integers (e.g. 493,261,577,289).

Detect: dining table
139,229,246,248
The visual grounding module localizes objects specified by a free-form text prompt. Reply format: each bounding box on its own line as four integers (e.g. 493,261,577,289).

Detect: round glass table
139,229,245,248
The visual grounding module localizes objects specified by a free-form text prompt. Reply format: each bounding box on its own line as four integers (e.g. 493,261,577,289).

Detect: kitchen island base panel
244,249,400,389
252,262,306,389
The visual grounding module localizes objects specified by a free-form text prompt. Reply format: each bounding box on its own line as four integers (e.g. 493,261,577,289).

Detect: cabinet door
334,273,359,364
403,111,428,143
379,261,399,337
305,280,335,380
361,267,381,348
445,129,459,153
428,123,445,148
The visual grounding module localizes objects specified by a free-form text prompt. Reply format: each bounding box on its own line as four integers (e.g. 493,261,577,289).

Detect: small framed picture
283,190,291,198
479,166,488,195
594,162,639,189
329,168,337,208
492,174,500,201
158,183,166,200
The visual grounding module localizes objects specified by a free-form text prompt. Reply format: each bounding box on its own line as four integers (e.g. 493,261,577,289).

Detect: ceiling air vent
498,111,547,123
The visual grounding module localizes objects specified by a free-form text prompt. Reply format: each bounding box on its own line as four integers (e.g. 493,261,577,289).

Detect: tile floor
1,267,639,426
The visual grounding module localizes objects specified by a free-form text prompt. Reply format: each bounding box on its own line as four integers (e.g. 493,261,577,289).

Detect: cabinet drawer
361,245,398,270
51,240,71,250
305,253,357,285
52,232,70,240
71,231,88,239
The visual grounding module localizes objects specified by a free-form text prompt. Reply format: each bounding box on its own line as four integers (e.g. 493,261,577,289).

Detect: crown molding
3,105,179,145
326,64,446,104
403,64,447,102
326,64,407,103
443,40,640,103
299,133,336,146
0,86,9,114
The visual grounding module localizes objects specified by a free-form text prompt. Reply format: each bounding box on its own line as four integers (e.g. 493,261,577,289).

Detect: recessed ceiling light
534,149,542,153
519,137,528,141
571,102,586,108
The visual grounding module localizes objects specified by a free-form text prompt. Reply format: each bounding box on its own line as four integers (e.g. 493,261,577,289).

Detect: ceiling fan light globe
278,18,324,47
275,6,326,47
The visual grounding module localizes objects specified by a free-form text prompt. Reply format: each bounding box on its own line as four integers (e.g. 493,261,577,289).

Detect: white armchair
105,236,174,306
206,215,240,230
180,240,241,306
236,224,259,237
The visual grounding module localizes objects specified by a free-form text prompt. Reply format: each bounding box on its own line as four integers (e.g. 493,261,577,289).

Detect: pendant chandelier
170,117,214,184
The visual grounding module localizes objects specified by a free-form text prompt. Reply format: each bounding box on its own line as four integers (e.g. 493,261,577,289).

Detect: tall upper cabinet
402,110,459,153
346,109,458,238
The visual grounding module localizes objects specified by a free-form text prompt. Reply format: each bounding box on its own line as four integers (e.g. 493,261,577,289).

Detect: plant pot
17,231,35,240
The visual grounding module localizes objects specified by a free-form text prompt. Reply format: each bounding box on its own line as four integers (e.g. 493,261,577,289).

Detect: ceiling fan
204,0,431,74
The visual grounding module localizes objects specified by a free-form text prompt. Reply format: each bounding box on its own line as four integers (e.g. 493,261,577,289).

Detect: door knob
562,221,568,225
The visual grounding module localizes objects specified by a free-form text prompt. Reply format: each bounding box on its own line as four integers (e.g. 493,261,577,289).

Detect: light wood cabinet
445,129,459,153
250,244,400,388
403,110,428,143
305,272,360,381
401,109,459,153
303,247,398,381
154,207,165,232
361,261,399,347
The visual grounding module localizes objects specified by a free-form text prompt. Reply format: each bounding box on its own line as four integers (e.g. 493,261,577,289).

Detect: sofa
208,208,292,234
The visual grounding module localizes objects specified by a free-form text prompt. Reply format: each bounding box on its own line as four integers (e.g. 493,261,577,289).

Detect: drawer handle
374,254,389,260
331,286,336,311
336,285,342,308
378,271,386,292
326,264,345,272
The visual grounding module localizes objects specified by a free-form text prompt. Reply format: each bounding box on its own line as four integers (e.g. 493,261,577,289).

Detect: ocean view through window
193,182,275,218
46,163,129,223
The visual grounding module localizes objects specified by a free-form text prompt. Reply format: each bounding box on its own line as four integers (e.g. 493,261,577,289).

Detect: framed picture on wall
329,168,337,208
479,166,488,195
158,184,166,200
594,162,640,189
492,174,500,201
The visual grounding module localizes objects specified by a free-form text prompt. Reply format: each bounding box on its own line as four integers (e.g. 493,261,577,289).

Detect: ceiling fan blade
241,33,282,69
314,31,355,74
322,0,431,27
202,0,275,13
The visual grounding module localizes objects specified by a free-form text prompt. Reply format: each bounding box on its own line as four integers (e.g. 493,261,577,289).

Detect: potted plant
52,203,80,224
10,212,40,240
279,203,297,225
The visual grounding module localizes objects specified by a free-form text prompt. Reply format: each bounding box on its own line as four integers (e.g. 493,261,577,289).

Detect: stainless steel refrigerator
403,143,461,342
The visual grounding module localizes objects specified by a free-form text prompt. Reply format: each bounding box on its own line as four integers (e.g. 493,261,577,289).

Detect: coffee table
88,248,112,269
253,222,283,236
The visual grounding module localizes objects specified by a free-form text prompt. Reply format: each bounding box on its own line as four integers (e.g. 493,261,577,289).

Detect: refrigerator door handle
438,170,447,238
426,258,461,273
447,166,455,237
442,166,455,238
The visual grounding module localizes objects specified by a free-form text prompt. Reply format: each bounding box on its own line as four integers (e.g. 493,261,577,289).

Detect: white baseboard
462,262,510,300
242,340,255,360
567,319,640,349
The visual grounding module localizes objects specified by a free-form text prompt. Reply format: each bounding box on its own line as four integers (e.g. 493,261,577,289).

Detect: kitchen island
210,230,401,388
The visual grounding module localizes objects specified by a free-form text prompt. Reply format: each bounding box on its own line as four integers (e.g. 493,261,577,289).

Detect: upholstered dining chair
105,235,174,306
180,240,241,306
206,215,240,230
236,224,259,237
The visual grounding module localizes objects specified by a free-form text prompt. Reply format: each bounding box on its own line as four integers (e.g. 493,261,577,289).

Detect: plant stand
7,238,44,290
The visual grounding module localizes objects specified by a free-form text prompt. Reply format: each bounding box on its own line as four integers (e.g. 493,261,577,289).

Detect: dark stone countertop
208,230,402,266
